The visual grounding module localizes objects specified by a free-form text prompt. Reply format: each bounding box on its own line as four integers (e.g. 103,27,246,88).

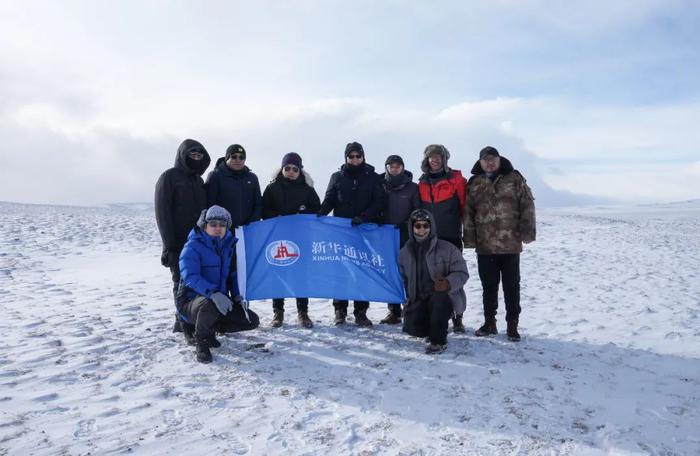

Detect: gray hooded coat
398,211,469,315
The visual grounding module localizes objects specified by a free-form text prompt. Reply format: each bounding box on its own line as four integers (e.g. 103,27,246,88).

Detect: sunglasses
207,220,228,228
283,165,300,172
413,222,430,230
229,154,245,161
347,154,363,159
187,150,204,158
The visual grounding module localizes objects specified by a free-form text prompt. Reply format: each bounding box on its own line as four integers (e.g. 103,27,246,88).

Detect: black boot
452,314,465,333
270,309,284,328
380,306,402,324
475,318,498,337
182,322,196,346
334,308,347,325
207,334,221,348
507,320,521,342
172,315,183,333
297,310,314,328
195,337,212,363
354,310,373,327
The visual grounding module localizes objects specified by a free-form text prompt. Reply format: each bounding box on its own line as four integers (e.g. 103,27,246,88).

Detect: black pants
477,253,521,322
181,296,260,338
333,300,369,315
273,298,309,312
168,248,183,302
402,291,453,345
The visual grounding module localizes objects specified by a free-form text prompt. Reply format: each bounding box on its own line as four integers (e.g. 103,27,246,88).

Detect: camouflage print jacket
462,157,536,254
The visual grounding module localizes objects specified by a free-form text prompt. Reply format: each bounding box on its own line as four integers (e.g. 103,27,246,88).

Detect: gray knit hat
204,205,232,228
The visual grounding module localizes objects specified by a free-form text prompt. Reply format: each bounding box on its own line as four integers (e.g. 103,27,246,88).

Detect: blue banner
236,214,406,303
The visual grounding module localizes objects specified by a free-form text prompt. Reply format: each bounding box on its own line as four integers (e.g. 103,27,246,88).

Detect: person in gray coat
398,209,469,354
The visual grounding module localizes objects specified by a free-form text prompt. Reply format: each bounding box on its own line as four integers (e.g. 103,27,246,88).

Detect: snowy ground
1,200,699,455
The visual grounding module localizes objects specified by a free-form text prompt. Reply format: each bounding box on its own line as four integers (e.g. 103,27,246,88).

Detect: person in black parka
379,154,420,325
318,141,384,327
205,144,262,228
262,152,321,329
155,138,211,336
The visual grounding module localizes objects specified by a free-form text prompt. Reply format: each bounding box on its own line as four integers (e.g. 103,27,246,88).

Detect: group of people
155,139,536,362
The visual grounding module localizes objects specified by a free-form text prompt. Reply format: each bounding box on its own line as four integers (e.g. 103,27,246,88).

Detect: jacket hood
175,139,211,176
269,168,315,187
470,156,514,176
214,156,252,175
407,209,438,244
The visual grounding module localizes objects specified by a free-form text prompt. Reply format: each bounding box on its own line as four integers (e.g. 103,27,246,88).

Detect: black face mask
185,156,206,174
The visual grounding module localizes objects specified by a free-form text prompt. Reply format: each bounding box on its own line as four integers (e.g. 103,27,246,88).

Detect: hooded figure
205,144,262,228
155,139,211,311
398,209,469,353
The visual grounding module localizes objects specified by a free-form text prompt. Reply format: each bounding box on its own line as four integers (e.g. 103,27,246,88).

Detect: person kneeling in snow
177,205,260,363
398,209,469,354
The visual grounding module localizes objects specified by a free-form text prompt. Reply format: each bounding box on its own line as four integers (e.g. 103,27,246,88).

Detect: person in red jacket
417,144,468,333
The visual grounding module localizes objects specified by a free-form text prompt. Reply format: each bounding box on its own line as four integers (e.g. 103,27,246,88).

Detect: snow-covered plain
1,200,698,455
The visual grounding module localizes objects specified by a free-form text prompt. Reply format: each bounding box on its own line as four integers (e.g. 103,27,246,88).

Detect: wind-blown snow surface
1,201,698,455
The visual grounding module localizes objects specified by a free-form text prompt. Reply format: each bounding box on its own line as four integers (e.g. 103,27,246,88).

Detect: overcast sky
1,0,698,206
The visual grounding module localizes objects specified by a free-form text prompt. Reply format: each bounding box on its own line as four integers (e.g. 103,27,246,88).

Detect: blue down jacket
176,223,239,313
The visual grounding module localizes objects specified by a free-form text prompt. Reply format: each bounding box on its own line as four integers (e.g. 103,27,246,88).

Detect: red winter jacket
418,169,467,242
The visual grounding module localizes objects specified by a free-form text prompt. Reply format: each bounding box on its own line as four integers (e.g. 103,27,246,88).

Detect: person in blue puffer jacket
176,205,260,363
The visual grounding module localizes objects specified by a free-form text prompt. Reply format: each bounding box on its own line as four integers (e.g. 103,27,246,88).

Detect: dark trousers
273,298,309,312
168,248,183,301
181,296,260,338
402,291,453,345
477,253,521,322
333,300,369,315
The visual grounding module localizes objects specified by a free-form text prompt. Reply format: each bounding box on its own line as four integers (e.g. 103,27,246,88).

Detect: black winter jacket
155,139,211,261
205,158,262,227
380,170,420,246
319,163,384,222
262,171,321,219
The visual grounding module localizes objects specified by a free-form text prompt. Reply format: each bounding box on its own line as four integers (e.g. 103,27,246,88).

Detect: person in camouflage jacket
463,146,535,342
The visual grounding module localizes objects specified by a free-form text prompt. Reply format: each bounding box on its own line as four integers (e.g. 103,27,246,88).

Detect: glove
351,216,363,226
160,249,170,267
210,292,233,315
434,277,451,292
161,249,178,268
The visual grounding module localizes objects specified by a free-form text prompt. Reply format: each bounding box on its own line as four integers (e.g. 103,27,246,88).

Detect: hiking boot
452,314,465,333
475,319,498,337
195,337,212,363
182,323,196,346
507,320,521,342
379,312,402,325
297,310,314,328
334,309,347,325
270,310,284,328
173,316,183,333
207,334,221,348
354,311,373,327
425,343,447,354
